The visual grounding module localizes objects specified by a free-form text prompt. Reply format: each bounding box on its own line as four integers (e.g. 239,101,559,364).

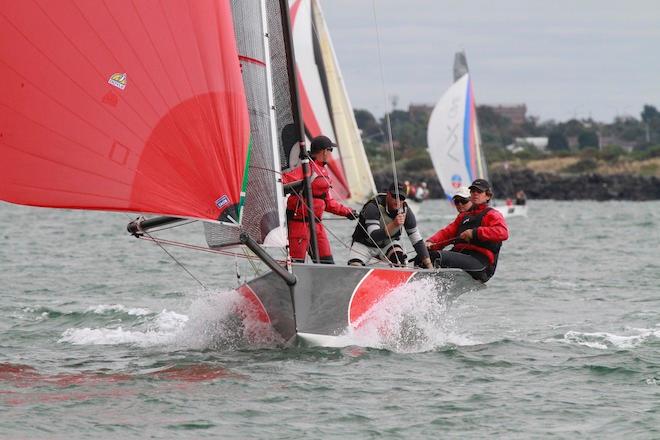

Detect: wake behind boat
0,0,483,349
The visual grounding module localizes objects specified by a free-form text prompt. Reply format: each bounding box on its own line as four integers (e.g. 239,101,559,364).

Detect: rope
136,235,284,263
142,229,209,291
371,0,400,203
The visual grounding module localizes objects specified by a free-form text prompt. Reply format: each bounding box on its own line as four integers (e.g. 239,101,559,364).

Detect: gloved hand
346,209,359,220
421,256,433,269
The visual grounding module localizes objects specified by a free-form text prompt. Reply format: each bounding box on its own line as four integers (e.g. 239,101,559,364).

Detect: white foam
562,327,660,350
172,290,283,350
59,309,188,347
59,290,283,350
337,278,468,352
85,304,152,316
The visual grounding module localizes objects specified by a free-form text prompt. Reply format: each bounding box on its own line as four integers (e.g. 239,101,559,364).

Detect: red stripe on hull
237,284,271,324
348,269,416,327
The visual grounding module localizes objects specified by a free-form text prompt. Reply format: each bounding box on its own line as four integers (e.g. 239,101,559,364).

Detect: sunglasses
323,146,333,152
453,197,470,205
389,192,405,201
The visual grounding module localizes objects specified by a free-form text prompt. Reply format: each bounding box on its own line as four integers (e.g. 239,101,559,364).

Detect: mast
280,0,319,263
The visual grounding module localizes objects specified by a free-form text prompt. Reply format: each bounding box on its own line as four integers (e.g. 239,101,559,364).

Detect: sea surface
1,200,659,439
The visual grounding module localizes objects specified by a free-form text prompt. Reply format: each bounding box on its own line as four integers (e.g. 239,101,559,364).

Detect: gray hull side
246,264,483,343
245,271,296,341
292,264,370,335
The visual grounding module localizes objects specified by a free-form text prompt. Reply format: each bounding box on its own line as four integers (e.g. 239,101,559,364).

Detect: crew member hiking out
282,135,357,264
421,179,508,282
348,182,433,268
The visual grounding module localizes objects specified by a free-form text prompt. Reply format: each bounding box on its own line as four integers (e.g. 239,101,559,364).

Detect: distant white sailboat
427,52,526,218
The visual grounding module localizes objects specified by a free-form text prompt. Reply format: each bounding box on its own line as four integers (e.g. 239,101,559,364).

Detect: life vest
352,194,407,247
454,207,502,266
286,174,330,222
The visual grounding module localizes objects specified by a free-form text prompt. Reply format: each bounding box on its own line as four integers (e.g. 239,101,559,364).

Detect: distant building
408,104,433,118
599,135,636,152
506,137,548,153
490,104,527,125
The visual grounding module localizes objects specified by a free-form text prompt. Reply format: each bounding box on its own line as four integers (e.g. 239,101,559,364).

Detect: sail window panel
204,0,285,248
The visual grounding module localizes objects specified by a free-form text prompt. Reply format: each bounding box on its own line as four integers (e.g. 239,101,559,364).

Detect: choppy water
1,200,659,439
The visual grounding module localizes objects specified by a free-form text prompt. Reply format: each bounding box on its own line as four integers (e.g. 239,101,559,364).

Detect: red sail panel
0,0,249,221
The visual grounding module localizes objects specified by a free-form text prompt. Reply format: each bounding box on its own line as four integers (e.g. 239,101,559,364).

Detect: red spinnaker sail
0,0,249,222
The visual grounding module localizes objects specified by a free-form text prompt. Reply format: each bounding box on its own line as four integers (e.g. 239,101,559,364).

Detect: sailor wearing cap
282,135,358,264
451,186,472,213
423,179,508,282
348,181,433,269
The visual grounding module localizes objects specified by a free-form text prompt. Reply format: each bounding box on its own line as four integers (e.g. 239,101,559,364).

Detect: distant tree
641,105,659,123
641,104,660,143
578,131,599,149
547,132,570,152
599,145,626,163
476,105,512,130
603,116,644,143
521,115,543,136
381,110,427,149
354,109,383,142
560,119,585,137
354,109,377,131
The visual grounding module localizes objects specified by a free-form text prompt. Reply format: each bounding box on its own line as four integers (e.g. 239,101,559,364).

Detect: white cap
452,186,470,199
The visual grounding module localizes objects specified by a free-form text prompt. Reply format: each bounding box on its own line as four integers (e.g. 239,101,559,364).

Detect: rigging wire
369,0,409,260
142,229,209,292
371,0,400,202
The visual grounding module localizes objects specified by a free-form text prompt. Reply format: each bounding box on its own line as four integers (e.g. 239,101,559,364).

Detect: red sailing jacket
282,159,352,221
427,203,509,265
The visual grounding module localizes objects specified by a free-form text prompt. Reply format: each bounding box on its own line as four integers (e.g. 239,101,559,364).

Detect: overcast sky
319,0,660,123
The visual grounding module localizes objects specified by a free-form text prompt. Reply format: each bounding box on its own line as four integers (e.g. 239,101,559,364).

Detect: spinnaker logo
451,174,462,188
108,73,127,90
215,195,230,209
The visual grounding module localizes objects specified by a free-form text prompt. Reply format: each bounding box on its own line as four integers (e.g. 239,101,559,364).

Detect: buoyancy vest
352,194,407,247
286,175,329,222
454,207,502,266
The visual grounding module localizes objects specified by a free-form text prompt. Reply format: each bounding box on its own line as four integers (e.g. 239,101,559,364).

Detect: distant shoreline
372,169,660,201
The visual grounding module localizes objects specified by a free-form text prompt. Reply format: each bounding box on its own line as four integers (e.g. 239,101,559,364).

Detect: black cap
387,182,407,199
310,135,336,153
469,178,491,192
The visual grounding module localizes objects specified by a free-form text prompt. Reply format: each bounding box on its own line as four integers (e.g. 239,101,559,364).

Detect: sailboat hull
494,205,528,218
243,264,483,346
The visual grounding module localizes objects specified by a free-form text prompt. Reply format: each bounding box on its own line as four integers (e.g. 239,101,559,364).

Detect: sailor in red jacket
423,179,509,282
282,135,357,264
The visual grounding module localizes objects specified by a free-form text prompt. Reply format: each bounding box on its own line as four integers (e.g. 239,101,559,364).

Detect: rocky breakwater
372,168,660,201
490,169,660,201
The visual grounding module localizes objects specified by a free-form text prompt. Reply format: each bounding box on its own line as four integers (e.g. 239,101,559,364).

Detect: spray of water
172,290,284,350
346,278,460,352
58,289,284,350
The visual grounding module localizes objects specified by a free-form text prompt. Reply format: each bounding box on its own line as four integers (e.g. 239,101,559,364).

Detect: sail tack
0,0,249,222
